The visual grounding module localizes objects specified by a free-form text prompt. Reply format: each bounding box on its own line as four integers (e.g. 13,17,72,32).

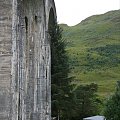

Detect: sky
55,0,120,26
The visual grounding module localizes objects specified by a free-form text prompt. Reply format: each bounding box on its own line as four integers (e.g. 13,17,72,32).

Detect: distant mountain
60,10,120,97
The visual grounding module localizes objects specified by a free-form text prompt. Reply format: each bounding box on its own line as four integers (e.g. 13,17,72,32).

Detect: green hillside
60,10,120,97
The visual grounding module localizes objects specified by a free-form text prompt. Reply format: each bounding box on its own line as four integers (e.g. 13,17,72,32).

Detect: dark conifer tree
50,23,73,120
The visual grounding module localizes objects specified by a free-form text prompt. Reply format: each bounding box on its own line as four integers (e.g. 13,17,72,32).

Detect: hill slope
60,10,120,97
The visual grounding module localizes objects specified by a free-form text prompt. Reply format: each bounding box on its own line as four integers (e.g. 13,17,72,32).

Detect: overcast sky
55,0,120,26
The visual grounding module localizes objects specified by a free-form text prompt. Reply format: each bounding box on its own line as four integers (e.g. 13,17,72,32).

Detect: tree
49,23,101,120
50,23,73,120
104,81,120,120
71,83,101,120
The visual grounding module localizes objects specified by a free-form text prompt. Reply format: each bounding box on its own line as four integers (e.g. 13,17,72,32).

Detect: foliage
104,81,120,120
70,83,102,120
50,23,73,119
50,10,120,119
60,10,120,97
82,44,120,71
50,23,102,120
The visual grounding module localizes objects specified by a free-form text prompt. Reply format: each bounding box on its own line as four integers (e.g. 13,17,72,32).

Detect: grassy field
60,10,120,98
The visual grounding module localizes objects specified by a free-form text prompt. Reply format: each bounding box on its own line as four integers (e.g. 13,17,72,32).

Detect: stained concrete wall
0,0,57,120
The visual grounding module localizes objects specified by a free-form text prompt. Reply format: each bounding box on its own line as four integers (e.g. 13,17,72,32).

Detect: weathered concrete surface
0,0,12,119
0,0,57,120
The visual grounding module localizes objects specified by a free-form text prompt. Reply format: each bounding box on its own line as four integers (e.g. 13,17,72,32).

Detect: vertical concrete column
18,16,26,120
10,0,18,120
43,32,51,120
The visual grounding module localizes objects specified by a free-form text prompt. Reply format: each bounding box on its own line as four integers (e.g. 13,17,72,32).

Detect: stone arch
7,0,57,120
45,0,57,30
48,7,56,32
47,7,57,120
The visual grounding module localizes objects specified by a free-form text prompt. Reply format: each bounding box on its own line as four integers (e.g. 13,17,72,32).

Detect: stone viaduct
0,0,56,120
